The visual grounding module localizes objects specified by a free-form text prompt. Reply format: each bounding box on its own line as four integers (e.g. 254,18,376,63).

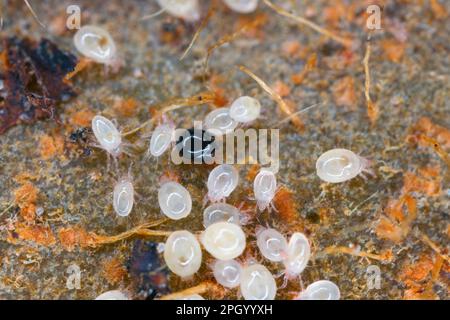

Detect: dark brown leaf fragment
0,37,77,134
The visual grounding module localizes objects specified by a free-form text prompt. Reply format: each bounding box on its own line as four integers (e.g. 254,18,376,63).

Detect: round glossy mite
91,115,122,157
164,230,202,277
213,259,242,288
203,203,241,228
253,169,277,211
283,232,310,277
158,181,192,220
149,123,175,157
156,0,200,22
229,96,261,123
240,263,277,300
175,128,216,163
74,25,117,64
207,164,239,202
204,107,238,136
299,280,340,300
201,222,246,260
113,179,134,217
95,290,129,300
316,148,366,183
256,228,288,262
223,0,259,13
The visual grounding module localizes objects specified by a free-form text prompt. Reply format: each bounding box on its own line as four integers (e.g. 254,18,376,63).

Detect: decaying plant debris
0,0,449,300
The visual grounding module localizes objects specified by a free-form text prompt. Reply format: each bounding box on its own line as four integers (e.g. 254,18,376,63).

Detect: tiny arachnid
256,227,288,262
113,177,134,217
253,168,277,211
175,128,216,164
158,181,192,220
207,164,239,203
203,203,241,228
147,122,176,158
240,263,277,300
204,107,238,136
95,290,129,300
156,0,201,22
91,115,132,161
200,221,246,260
229,96,261,124
316,148,373,183
74,25,122,69
296,280,340,300
212,259,242,289
223,0,259,13
163,230,202,278
282,232,311,281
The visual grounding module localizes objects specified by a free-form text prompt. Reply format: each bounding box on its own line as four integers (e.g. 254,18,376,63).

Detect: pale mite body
91,115,123,157
297,280,340,300
253,169,277,211
74,25,117,64
201,222,246,260
156,0,200,22
213,259,242,288
316,148,372,183
95,290,129,300
223,0,259,13
113,178,134,217
240,263,277,300
207,164,239,202
283,232,310,278
204,107,238,136
203,203,241,228
158,181,192,220
164,230,202,277
229,96,261,123
256,227,288,262
148,123,175,157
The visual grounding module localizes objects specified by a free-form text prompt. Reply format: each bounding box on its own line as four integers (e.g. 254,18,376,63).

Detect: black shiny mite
175,128,216,164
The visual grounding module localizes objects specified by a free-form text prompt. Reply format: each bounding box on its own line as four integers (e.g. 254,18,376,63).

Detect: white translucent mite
213,259,242,288
74,25,117,64
223,0,259,13
113,178,134,217
204,107,238,136
164,230,202,277
240,263,277,300
91,115,122,157
158,181,192,220
229,96,261,123
156,0,200,22
95,290,129,300
207,164,239,202
148,123,175,157
316,148,372,183
203,203,241,228
201,222,246,260
283,232,310,277
253,168,277,211
256,228,288,262
298,280,340,300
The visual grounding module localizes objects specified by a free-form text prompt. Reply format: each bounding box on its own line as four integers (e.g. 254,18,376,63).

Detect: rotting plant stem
159,281,222,300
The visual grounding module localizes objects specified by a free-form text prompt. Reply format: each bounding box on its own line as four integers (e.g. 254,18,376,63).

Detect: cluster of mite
71,0,373,300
